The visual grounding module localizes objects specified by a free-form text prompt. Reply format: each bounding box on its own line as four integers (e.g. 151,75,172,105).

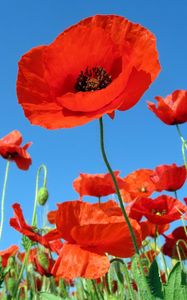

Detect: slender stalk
13,164,48,298
176,124,187,168
0,161,10,241
174,190,178,199
32,164,48,227
99,117,139,254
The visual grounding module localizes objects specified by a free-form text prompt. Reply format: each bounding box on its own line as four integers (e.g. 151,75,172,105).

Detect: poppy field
0,3,187,300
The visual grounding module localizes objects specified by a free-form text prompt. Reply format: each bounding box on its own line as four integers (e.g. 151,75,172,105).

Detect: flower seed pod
37,187,49,206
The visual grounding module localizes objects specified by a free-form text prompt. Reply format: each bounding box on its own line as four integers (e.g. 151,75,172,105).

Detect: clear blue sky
0,0,187,248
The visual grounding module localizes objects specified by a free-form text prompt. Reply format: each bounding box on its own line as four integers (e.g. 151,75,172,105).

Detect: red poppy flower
10,203,62,251
0,130,32,170
150,163,186,192
121,169,156,202
17,15,160,129
140,220,169,240
147,90,187,125
73,171,126,199
128,195,187,225
0,245,19,267
162,226,187,259
51,200,141,279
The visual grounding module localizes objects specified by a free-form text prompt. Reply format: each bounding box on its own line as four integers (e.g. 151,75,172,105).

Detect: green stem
174,190,178,199
110,258,135,300
32,164,48,227
92,280,103,300
13,164,48,298
14,249,30,299
0,161,10,241
176,124,187,168
99,117,139,254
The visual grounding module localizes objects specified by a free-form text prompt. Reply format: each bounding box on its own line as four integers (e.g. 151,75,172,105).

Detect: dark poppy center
75,67,112,92
2,151,19,159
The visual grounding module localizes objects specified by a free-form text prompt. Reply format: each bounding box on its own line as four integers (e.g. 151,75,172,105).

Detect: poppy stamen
151,209,167,216
75,66,112,92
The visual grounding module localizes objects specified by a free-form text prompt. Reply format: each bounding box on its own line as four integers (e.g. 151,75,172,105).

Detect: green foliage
131,255,154,300
39,292,64,300
148,259,163,299
164,262,187,300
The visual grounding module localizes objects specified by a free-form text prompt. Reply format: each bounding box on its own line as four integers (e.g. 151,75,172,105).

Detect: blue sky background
0,0,187,248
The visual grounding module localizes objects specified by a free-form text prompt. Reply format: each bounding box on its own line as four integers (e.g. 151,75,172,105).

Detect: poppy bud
37,187,49,206
36,251,49,271
7,256,15,268
7,277,16,295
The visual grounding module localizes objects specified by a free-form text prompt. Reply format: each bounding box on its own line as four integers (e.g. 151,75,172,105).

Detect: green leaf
164,262,187,300
148,259,163,299
39,292,64,300
131,254,154,300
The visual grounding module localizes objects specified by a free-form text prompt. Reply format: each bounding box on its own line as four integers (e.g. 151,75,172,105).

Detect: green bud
7,256,15,268
7,277,16,295
37,251,49,271
37,187,49,206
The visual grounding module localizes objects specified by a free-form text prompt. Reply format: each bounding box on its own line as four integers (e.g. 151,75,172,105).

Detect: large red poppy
17,15,160,129
0,130,32,170
73,171,126,199
148,90,187,125
50,200,142,279
121,169,156,202
128,195,187,225
150,163,186,192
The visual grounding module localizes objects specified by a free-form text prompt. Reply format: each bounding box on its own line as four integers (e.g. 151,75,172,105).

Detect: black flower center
2,151,19,159
75,67,112,92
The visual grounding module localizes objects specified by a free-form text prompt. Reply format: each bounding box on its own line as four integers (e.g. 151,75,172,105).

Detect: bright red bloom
50,200,141,279
0,245,19,267
0,130,32,170
17,15,160,129
162,227,187,259
121,169,156,202
10,203,62,251
73,171,126,198
151,163,186,192
128,195,187,225
148,90,187,125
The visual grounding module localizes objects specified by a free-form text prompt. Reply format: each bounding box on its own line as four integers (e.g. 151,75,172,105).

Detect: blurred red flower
151,163,186,192
17,15,160,129
50,200,141,279
0,130,32,170
128,195,187,225
140,220,169,240
147,90,187,125
0,245,19,267
73,171,126,199
162,226,187,259
121,169,156,202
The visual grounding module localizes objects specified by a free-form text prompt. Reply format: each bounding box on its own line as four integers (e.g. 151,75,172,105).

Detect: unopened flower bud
7,256,15,268
37,251,49,271
37,187,49,206
7,277,16,295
